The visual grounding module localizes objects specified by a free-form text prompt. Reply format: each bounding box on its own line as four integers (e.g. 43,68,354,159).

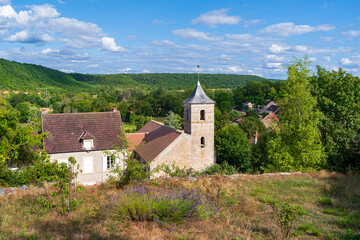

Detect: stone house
42,81,216,184
41,111,125,185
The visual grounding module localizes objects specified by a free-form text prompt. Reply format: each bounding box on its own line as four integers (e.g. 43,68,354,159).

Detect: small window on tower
201,137,205,148
200,110,205,120
186,109,189,121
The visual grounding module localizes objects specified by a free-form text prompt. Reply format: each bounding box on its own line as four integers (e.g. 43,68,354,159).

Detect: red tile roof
42,112,123,154
135,120,181,163
261,112,278,129
126,133,146,151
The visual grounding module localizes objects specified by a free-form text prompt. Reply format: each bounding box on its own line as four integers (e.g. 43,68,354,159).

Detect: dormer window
200,110,205,120
79,130,95,151
83,139,93,150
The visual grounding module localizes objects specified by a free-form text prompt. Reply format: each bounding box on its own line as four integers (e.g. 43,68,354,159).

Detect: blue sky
0,0,359,79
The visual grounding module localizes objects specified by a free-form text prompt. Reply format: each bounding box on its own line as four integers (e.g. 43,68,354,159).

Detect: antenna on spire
197,65,200,83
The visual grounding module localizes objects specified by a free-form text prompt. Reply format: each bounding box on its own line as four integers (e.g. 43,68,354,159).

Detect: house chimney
111,108,118,112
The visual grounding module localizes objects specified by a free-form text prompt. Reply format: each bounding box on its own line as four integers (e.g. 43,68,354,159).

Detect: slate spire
182,81,215,104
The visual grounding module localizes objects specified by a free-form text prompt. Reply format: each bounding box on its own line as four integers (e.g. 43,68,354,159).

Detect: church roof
183,81,215,104
135,120,182,163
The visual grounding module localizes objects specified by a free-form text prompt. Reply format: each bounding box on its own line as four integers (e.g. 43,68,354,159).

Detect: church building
42,81,215,184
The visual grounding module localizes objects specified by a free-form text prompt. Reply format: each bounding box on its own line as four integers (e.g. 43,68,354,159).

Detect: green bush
200,162,238,175
0,158,61,187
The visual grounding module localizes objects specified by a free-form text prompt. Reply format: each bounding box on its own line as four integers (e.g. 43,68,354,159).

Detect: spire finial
197,65,200,83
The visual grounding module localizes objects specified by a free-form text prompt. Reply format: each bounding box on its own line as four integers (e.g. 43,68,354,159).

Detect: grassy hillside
0,172,359,239
0,59,91,91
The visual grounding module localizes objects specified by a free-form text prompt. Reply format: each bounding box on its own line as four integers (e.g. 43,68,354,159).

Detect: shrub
200,161,238,175
107,186,218,224
271,200,305,240
0,158,61,187
340,229,360,240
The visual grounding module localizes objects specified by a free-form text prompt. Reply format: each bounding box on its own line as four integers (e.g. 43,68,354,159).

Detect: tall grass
107,186,218,224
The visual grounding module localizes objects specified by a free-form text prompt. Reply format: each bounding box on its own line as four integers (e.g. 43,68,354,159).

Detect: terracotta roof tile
42,112,123,154
135,120,181,162
126,133,146,151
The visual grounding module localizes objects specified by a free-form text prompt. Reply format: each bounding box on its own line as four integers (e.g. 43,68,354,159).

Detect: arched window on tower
200,110,205,120
201,137,205,148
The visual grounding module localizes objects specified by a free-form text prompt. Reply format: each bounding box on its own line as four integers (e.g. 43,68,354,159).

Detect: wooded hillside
0,58,279,91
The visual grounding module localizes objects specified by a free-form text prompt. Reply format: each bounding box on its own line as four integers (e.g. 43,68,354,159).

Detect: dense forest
0,58,279,92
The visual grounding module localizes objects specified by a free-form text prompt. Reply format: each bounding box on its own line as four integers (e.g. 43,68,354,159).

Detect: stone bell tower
183,81,215,170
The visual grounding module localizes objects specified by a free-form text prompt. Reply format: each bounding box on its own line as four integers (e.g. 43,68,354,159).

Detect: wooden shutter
83,157,94,173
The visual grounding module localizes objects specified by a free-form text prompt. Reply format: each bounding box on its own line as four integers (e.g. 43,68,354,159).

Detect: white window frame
83,139,93,150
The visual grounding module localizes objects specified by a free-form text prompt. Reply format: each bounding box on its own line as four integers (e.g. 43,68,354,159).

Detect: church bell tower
183,81,215,170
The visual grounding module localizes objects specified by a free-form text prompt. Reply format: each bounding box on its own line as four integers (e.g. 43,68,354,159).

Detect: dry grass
0,172,359,239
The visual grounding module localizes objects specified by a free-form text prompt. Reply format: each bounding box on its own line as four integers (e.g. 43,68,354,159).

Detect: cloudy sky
0,0,359,79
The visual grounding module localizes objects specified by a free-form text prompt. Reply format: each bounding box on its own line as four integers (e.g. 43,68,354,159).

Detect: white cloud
5,30,53,43
119,67,132,72
260,22,335,37
0,3,104,48
243,19,264,27
0,0,11,5
41,48,60,54
142,69,150,73
294,45,307,52
0,4,16,18
309,57,317,61
228,66,244,73
49,17,101,36
265,55,285,62
266,62,282,69
101,37,126,52
172,28,221,41
87,64,98,68
225,33,255,41
191,8,241,28
151,40,175,46
342,30,360,38
340,58,352,65
60,69,74,73
269,44,289,53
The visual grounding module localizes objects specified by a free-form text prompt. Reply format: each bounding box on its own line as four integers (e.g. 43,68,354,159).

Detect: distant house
244,102,254,109
263,100,279,115
263,100,276,111
261,112,279,130
42,111,124,185
42,81,216,184
250,131,259,145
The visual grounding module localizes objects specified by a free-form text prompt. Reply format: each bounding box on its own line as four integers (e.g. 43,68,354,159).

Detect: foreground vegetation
0,172,359,239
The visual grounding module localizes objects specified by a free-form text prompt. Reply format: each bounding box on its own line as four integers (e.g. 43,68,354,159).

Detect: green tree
0,97,46,166
164,111,183,130
215,91,232,113
265,57,325,172
238,116,266,139
311,67,360,171
215,125,251,172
